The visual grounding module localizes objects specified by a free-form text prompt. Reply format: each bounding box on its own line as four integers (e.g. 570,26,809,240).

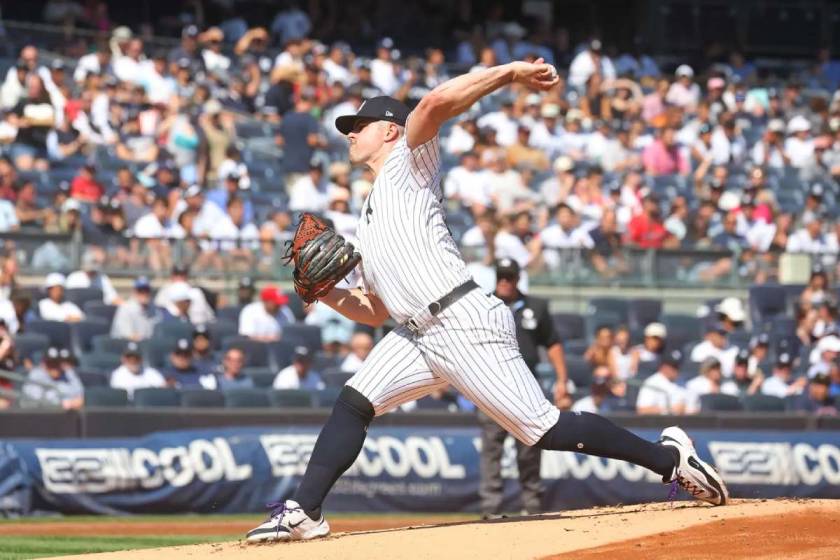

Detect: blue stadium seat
749,285,788,326
269,389,314,408
700,393,743,412
71,320,111,355
14,332,50,363
283,324,323,353
78,352,122,375
588,298,630,323
208,320,238,351
563,339,589,356
271,340,298,369
627,299,662,330
134,388,182,407
741,394,786,412
181,389,225,408
661,314,704,351
222,336,273,368
285,294,307,322
215,306,242,324
77,370,109,387
27,320,72,348
84,387,129,407
322,368,353,388
551,313,586,342
83,301,117,324
224,388,271,408
144,337,179,369
153,320,194,341
313,387,341,408
65,288,103,308
564,356,593,388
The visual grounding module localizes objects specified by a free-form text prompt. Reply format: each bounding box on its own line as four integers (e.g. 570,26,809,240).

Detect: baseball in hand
547,65,558,80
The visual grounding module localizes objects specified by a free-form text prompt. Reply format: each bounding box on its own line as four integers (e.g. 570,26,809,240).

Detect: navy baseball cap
124,341,141,357
735,348,750,365
335,96,411,135
776,352,793,368
662,349,683,367
495,258,521,277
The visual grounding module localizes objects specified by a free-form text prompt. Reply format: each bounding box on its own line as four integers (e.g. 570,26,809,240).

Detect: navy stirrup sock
293,386,375,519
534,411,677,480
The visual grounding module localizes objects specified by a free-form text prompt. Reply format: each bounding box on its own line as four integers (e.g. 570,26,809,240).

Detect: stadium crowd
0,7,838,415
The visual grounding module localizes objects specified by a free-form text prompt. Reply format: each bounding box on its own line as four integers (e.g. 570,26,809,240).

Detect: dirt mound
44,499,840,560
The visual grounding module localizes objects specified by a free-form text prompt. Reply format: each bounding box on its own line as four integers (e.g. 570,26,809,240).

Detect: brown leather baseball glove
283,213,361,303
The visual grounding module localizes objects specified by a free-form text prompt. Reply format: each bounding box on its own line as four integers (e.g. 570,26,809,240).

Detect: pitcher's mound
49,499,840,560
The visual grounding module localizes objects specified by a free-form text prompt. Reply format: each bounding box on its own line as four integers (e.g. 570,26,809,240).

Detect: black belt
405,280,479,333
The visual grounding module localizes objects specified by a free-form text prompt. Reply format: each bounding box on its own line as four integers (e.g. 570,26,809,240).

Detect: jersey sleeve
384,112,441,191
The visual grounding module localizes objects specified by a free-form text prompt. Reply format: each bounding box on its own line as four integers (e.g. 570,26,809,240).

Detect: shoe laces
675,473,705,498
265,501,298,537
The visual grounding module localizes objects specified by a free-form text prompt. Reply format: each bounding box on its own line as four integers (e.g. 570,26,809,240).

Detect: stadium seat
269,389,314,408
64,287,103,308
414,396,454,410
27,319,72,348
588,298,629,323
224,388,271,408
628,299,662,330
84,387,129,407
222,337,272,368
585,311,622,340
285,294,307,322
83,301,117,324
134,388,182,407
741,394,786,412
636,361,659,379
91,335,143,356
313,387,341,408
215,306,242,324
551,313,586,342
153,321,194,341
180,389,225,408
749,285,788,326
564,356,593,388
322,368,353,388
14,332,50,363
283,324,323,353
145,337,179,369
661,314,704,350
71,320,111,355
271,340,298,369
208,320,238,351
700,393,743,412
78,352,122,374
77,370,109,387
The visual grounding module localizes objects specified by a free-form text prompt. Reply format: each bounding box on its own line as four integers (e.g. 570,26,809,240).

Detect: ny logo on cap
385,110,394,117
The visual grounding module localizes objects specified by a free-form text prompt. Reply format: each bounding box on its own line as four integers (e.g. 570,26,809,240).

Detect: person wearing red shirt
627,194,673,249
69,163,104,203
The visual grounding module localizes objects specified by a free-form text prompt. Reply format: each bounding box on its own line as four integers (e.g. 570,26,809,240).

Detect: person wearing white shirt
65,253,120,305
689,323,739,377
751,120,788,168
74,48,111,83
480,150,532,214
38,273,85,322
444,152,492,210
288,165,329,213
133,196,169,239
568,39,615,90
476,102,518,147
109,343,166,398
787,213,829,254
341,331,374,373
539,204,594,270
665,65,701,111
239,287,291,341
113,38,146,84
444,119,477,155
0,199,19,233
528,104,564,156
154,267,215,326
710,121,746,165
539,155,576,209
785,116,815,168
322,48,353,86
273,347,325,390
208,197,260,253
636,350,687,415
684,357,739,414
761,353,806,398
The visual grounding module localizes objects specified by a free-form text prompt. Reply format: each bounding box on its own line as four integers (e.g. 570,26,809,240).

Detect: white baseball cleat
659,426,729,506
246,499,330,543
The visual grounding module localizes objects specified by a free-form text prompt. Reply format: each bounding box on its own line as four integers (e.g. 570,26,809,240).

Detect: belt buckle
406,318,420,334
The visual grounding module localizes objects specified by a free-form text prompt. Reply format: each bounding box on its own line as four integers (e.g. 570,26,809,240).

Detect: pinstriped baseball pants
346,290,559,445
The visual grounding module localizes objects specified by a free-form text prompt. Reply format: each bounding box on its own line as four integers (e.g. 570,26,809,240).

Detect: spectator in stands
14,180,53,229
111,276,159,341
207,346,254,390
632,322,668,370
0,194,21,234
627,193,672,249
760,352,806,398
237,277,256,307
748,333,771,377
207,171,254,225
506,125,549,171
9,74,55,171
109,342,166,398
642,127,688,176
159,281,193,324
277,88,327,182
584,325,613,368
340,331,374,373
206,196,260,269
0,252,19,300
800,264,830,313
65,252,120,305
192,325,215,375
38,273,84,322
273,346,324,390
788,373,837,415
572,367,623,413
239,286,291,341
807,334,840,375
22,346,83,409
690,322,738,376
636,349,687,415
666,65,700,112
131,196,172,272
0,318,17,372
728,348,765,397
154,265,215,325
715,297,747,333
609,325,635,380
786,212,828,254
305,303,354,356
162,338,215,389
568,39,614,90
69,163,105,203
685,357,737,413
799,295,839,344
587,209,628,278
539,203,592,270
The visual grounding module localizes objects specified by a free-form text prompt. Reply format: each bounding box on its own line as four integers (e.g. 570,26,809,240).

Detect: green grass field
0,535,231,560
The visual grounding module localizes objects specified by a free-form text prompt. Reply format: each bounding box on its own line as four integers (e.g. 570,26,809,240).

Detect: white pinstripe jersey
356,130,472,324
